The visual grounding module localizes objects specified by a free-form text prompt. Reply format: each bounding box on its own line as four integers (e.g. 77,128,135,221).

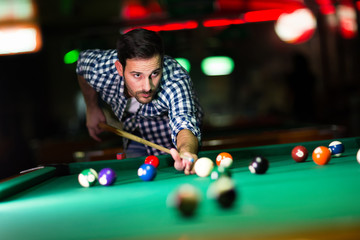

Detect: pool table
1,137,360,240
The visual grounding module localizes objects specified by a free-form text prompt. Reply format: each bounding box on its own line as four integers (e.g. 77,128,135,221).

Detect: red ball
144,155,159,168
291,146,308,162
312,146,331,165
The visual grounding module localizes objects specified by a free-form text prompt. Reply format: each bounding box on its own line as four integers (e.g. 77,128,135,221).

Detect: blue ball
98,168,117,186
328,141,345,157
138,164,157,181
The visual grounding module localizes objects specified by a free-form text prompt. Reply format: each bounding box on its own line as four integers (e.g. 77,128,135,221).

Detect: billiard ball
328,141,345,157
357,148,360,164
216,152,233,168
98,168,117,186
210,166,231,181
312,146,331,165
78,168,98,188
207,176,236,208
138,164,157,181
291,145,308,162
144,155,160,168
174,184,200,217
194,157,214,177
248,156,269,174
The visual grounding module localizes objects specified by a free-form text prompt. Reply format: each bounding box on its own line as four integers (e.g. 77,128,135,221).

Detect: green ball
210,166,231,181
78,168,98,187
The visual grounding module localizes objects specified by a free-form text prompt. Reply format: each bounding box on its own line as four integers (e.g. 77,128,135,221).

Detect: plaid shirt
76,49,203,155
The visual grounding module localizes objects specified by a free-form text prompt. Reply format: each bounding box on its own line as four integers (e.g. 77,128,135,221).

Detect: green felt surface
1,138,360,240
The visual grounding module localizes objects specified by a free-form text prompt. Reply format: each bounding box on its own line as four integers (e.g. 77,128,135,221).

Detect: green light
201,56,234,76
64,49,80,64
175,58,191,72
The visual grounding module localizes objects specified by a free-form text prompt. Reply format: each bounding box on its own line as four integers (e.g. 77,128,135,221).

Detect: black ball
217,188,237,208
249,156,269,174
175,184,199,217
208,176,237,209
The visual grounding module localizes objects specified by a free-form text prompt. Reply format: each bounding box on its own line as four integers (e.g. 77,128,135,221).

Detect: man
76,28,203,174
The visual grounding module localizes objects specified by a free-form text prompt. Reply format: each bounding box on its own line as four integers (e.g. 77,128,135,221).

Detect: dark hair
116,28,164,68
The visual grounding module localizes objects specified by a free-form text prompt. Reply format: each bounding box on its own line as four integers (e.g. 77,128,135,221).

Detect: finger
89,129,102,142
170,148,184,171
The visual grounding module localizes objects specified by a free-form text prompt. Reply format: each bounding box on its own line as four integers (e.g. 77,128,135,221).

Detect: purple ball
98,168,117,186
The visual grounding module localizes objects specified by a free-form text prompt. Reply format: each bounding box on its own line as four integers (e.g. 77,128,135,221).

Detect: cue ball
98,168,117,186
357,149,360,164
174,184,200,217
194,157,214,177
291,145,308,162
144,155,160,168
78,168,98,188
328,141,345,157
216,152,233,168
249,156,269,174
312,146,331,165
138,164,157,181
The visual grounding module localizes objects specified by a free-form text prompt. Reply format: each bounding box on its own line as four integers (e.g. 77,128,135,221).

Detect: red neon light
244,9,285,22
203,19,245,27
123,21,198,33
316,0,336,15
357,1,360,11
122,4,149,20
247,1,304,13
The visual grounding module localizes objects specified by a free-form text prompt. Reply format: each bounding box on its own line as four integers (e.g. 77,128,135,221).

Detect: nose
143,77,153,92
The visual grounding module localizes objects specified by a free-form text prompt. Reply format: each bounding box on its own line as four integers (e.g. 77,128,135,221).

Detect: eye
133,73,141,78
151,71,160,77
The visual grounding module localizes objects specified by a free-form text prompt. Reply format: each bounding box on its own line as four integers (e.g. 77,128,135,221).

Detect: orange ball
312,146,331,165
216,152,233,167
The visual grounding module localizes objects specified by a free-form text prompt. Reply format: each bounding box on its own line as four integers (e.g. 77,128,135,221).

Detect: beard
124,78,156,104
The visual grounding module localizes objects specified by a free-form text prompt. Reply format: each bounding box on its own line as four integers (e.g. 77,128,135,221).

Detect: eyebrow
129,68,162,75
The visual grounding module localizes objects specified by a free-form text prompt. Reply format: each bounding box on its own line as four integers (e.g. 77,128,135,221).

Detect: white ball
357,148,360,164
194,157,214,177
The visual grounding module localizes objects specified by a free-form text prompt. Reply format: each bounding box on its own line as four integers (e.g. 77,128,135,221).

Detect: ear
115,60,124,77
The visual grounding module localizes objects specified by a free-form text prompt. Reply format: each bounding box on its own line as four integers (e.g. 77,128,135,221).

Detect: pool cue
98,122,193,162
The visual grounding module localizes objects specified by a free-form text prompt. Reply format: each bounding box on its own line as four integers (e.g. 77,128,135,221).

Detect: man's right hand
86,107,106,142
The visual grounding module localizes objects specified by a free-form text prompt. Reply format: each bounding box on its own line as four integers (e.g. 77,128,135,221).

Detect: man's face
117,54,162,104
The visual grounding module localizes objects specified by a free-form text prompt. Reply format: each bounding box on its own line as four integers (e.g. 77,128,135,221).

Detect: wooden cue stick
98,122,171,154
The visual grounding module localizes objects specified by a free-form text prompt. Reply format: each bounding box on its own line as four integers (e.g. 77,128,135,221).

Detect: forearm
176,129,199,155
77,75,99,109
77,75,106,141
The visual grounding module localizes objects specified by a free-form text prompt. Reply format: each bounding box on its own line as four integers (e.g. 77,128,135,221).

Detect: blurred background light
201,56,234,76
275,8,316,44
0,25,42,55
175,58,191,72
64,49,80,64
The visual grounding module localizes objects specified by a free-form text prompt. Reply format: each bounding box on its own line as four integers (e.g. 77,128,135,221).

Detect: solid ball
98,168,117,186
312,146,331,165
78,168,98,188
138,164,157,181
357,149,360,164
216,152,233,168
328,141,345,157
194,157,214,177
291,145,308,162
207,176,236,209
210,166,231,181
249,156,269,174
175,184,200,217
144,155,160,168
